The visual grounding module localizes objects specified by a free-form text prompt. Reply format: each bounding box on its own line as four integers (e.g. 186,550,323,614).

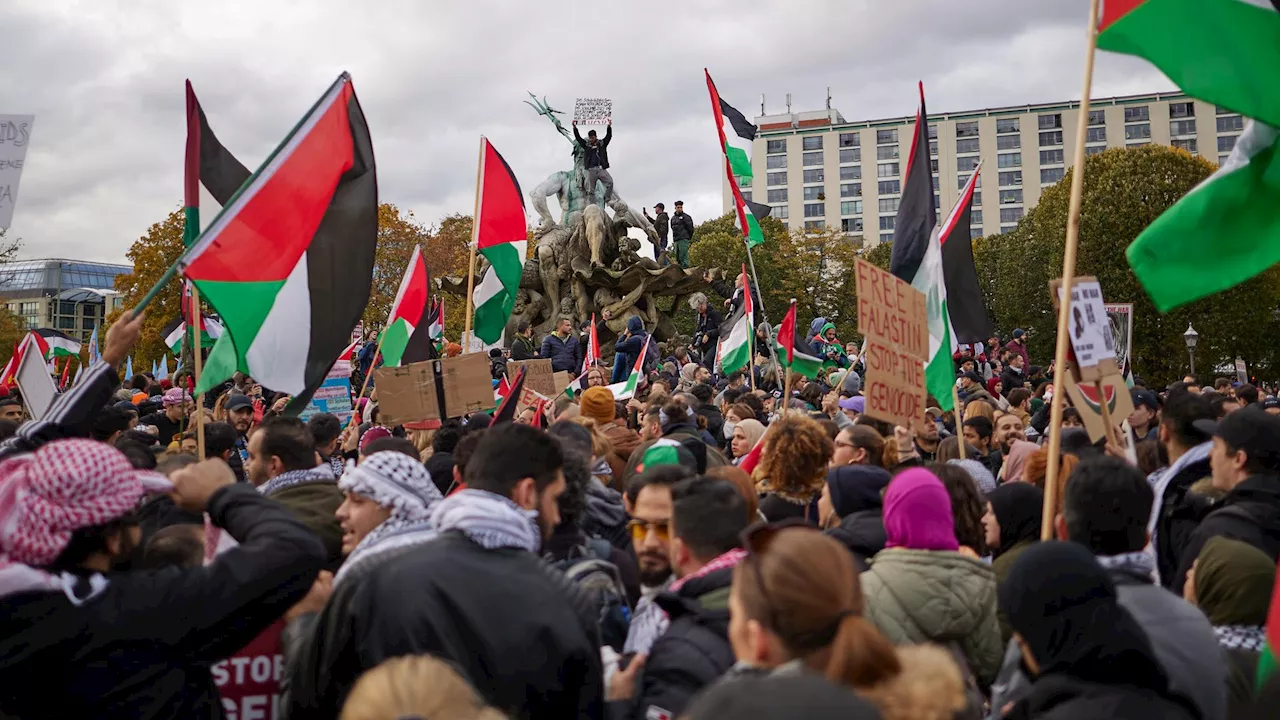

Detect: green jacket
860,547,1002,686
269,481,346,568
992,539,1036,645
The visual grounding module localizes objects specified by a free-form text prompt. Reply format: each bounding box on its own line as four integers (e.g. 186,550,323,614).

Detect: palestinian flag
185,79,251,244
706,70,766,247
32,329,79,359
0,336,34,386
493,365,527,424
471,138,528,345
59,357,73,390
1097,0,1280,128
1127,120,1280,311
163,315,224,355
718,264,754,374
606,336,648,401
582,313,600,373
777,300,824,379
641,438,685,470
381,245,434,366
183,72,378,413
941,162,993,344
495,373,513,404
888,84,955,411
564,369,589,400
428,297,444,345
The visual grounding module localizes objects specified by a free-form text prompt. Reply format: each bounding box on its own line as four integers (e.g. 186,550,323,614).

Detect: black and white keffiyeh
258,465,336,497
333,451,442,587
428,488,540,553
1214,624,1267,651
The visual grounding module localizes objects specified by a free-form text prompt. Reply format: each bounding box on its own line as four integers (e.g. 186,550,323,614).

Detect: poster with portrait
1104,303,1134,382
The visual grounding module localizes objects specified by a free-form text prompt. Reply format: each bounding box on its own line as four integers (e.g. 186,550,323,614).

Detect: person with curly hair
754,415,833,524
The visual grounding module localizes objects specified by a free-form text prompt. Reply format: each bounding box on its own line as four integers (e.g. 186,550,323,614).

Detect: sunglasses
628,518,670,543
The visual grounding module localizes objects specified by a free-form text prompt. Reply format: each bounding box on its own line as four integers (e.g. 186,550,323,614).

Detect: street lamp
1184,323,1199,377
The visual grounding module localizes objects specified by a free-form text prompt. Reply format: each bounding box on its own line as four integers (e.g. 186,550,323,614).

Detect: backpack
643,336,660,374
554,536,632,652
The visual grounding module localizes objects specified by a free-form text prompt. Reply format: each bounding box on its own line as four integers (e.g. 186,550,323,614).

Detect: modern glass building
0,259,131,339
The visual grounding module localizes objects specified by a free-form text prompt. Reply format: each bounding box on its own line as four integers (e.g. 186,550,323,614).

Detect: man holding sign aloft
572,117,612,207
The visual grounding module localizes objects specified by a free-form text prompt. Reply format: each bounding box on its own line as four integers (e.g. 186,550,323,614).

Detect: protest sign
298,364,353,425
0,115,33,229
439,353,496,416
1236,357,1248,384
15,341,55,421
573,97,612,126
376,353,493,424
854,259,929,428
508,359,554,395
1104,303,1133,380
1051,277,1116,381
213,619,285,720
1062,369,1135,444
515,385,548,415
552,370,571,396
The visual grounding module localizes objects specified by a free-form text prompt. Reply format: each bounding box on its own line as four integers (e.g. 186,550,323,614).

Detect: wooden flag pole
1042,0,1102,541
190,284,207,460
952,383,968,459
462,136,485,352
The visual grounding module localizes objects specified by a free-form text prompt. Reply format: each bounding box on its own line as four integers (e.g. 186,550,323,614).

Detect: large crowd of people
1,305,1279,720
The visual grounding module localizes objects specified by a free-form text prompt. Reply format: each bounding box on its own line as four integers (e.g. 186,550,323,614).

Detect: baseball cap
225,393,253,412
1193,406,1280,472
1263,397,1280,410
961,371,984,384
925,407,944,419
1131,388,1159,411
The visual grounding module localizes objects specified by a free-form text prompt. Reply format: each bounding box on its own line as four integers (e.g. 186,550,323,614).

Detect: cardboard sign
213,619,285,720
553,370,572,396
1236,358,1248,384
573,97,612,125
0,115,34,229
15,340,55,421
374,353,493,424
508,359,555,396
1052,277,1116,380
515,385,548,415
1062,370,1135,443
854,258,929,428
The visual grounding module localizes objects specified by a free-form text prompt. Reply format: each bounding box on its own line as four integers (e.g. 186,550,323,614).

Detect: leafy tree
972,146,1280,386
862,241,893,272
0,228,26,357
109,209,187,375
363,204,433,331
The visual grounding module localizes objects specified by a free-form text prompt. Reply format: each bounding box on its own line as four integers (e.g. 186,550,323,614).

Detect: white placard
0,115,34,229
15,338,56,421
1058,279,1115,369
573,98,612,126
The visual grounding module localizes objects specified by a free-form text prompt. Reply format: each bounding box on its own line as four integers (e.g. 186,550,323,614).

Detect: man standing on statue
670,200,695,268
644,202,670,263
573,118,612,207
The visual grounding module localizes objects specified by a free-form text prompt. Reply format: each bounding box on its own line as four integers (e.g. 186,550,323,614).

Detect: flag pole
1042,0,1101,541
742,228,786,390
952,383,968,459
462,136,486,352
190,284,207,459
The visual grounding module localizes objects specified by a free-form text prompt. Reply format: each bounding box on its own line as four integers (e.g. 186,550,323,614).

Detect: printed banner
1103,303,1134,381
0,115,34,229
1053,277,1116,380
573,97,612,125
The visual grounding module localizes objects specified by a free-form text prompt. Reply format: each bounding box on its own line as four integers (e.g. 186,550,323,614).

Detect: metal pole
743,238,786,388
1189,349,1196,378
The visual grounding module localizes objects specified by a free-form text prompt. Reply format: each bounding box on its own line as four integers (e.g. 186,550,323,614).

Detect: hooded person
612,315,650,384
821,464,892,571
1185,536,1276,715
0,439,325,718
859,468,1002,686
1000,542,1197,719
982,482,1044,644
813,321,847,369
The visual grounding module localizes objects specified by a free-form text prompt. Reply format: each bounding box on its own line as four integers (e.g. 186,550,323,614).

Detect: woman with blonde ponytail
718,521,968,720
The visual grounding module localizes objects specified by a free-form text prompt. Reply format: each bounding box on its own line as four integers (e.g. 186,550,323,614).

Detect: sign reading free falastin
855,259,929,429
0,115,34,229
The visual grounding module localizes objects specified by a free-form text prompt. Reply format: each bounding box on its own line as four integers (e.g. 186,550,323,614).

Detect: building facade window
804,203,824,218
956,138,980,154
841,183,862,197
1170,101,1194,119
957,173,982,190
877,145,899,160
1041,167,1065,184
972,191,982,207
997,134,1020,150
878,197,900,213
767,155,787,170
803,168,824,183
767,171,787,186
880,232,894,244
1085,145,1107,157
842,218,863,233
839,132,860,147
840,200,862,216
998,170,1022,186
802,136,823,151
1000,188,1023,204
879,216,896,231
1000,207,1025,223
1124,105,1150,122
878,180,900,195
927,125,939,140
802,151,823,167
1124,123,1151,140
1086,126,1107,144
972,210,983,226
741,190,752,203
877,162,899,177
998,152,1021,168
839,165,861,181
1039,113,1062,130
767,188,788,203
1040,149,1065,165
803,186,824,201
1088,109,1106,126
1218,135,1238,153
839,148,861,164
876,129,898,144
805,220,825,232
771,205,789,219
1170,119,1197,136
767,139,787,154
996,118,1020,134
956,121,980,138
929,140,938,156
1216,115,1245,133
1039,130,1063,147
931,158,939,173
1172,138,1198,154
956,155,980,171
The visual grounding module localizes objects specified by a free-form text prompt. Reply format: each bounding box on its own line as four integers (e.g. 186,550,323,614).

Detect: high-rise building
725,91,1243,246
0,258,130,340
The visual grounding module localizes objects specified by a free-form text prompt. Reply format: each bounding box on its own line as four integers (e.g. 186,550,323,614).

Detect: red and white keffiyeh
0,439,172,598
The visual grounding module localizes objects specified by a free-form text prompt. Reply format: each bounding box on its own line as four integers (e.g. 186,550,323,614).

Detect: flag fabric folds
381,245,434,367
185,80,252,244
182,72,378,414
163,315,224,355
776,300,824,379
718,265,754,375
582,314,600,373
471,138,528,345
428,297,444,348
1126,120,1280,311
1097,0,1280,128
706,70,767,248
87,324,99,364
605,337,649,401
492,365,527,424
940,163,993,344
33,329,79,359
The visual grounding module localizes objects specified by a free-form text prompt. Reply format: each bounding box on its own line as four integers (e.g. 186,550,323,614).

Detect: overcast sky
2,0,1173,265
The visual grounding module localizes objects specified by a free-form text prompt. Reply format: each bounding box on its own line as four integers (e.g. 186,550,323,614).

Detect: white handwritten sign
573,98,612,126
0,115,34,229
1057,278,1114,370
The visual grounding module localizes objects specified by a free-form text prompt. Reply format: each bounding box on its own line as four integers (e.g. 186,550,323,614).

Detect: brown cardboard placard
440,353,495,417
1061,370,1134,443
553,370,572,396
508,359,555,396
1049,276,1119,382
515,385,549,415
864,369,927,429
374,361,441,424
854,258,928,361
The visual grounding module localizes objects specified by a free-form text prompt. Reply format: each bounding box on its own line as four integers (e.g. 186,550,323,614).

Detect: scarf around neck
258,465,335,497
428,488,540,553
1215,624,1266,651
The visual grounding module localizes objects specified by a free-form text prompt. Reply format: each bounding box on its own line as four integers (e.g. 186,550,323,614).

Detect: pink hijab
1002,441,1040,483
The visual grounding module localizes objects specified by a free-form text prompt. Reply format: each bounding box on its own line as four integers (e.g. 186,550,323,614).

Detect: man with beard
994,412,1027,455
225,393,255,466
622,465,694,656
287,423,602,719
247,417,346,567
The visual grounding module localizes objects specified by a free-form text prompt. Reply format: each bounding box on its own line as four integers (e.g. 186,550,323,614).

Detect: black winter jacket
1172,474,1280,594
827,509,887,573
1155,454,1215,589
511,334,538,361
695,308,722,353
623,566,736,720
0,484,325,719
286,532,603,720
1006,674,1196,720
574,125,611,169
670,211,695,242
